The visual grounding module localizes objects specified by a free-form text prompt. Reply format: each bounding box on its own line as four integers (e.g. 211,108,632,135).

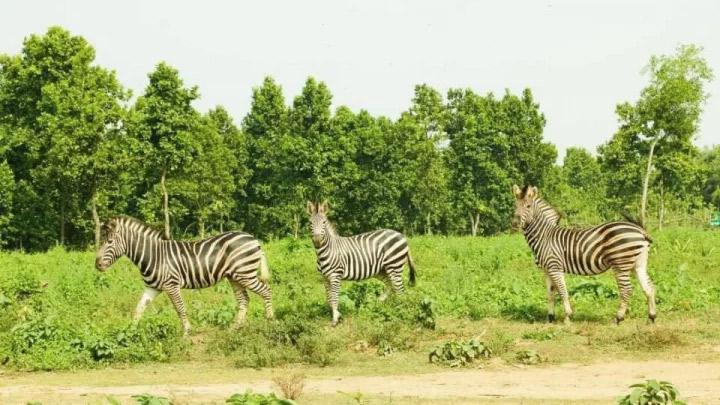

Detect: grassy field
0,228,719,402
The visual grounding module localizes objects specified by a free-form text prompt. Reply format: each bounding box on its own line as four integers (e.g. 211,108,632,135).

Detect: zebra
95,216,274,335
307,201,417,326
511,185,656,324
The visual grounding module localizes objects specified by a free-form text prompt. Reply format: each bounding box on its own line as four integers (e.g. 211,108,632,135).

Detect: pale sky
2,0,718,158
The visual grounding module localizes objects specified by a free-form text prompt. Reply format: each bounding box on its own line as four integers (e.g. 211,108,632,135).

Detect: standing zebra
307,201,417,326
511,185,656,324
95,216,274,335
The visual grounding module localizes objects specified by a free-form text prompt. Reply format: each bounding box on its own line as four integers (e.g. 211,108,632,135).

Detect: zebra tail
407,251,417,287
258,250,270,283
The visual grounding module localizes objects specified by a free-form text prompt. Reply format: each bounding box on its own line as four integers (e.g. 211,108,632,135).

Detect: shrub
617,380,686,405
226,390,296,405
272,372,305,400
515,349,544,365
132,393,172,405
428,337,492,367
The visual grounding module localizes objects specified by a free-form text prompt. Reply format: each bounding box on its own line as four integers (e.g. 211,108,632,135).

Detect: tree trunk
161,169,170,239
91,195,101,249
425,213,432,235
60,200,66,246
658,180,665,231
293,213,300,239
469,213,480,236
198,217,205,239
640,136,660,227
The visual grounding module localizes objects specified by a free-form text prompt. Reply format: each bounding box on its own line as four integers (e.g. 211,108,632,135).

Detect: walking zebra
307,201,417,326
511,185,656,324
95,216,274,335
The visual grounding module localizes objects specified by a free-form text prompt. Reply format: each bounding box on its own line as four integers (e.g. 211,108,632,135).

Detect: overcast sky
2,0,718,158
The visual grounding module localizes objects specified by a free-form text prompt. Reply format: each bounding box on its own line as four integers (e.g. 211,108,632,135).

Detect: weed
272,372,305,400
132,393,172,405
226,390,296,405
515,349,544,365
429,337,492,367
618,379,686,405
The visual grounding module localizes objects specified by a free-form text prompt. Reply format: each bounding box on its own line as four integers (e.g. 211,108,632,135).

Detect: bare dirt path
1,361,719,404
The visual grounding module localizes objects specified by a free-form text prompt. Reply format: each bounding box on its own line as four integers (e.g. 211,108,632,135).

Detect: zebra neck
523,216,556,254
125,231,164,277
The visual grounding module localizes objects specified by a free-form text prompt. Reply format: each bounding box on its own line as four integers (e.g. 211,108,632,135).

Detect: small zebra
512,185,656,324
95,216,274,335
307,201,417,326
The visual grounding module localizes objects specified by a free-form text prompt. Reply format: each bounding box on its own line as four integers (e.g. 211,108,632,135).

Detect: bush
220,315,341,368
132,393,172,405
515,349,544,365
618,380,686,405
428,337,492,367
226,390,296,405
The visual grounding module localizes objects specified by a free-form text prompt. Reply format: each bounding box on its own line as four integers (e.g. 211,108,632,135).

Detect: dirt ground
1,360,719,404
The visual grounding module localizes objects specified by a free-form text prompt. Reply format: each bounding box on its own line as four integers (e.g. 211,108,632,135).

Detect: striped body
316,229,410,281
307,201,416,326
96,216,273,334
525,220,652,276
512,185,656,324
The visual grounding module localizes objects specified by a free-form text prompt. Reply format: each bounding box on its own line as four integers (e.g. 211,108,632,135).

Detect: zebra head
95,218,127,271
307,201,331,248
512,184,541,230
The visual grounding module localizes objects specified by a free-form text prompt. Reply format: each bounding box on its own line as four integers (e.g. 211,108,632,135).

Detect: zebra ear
306,201,316,215
319,200,330,214
512,184,522,198
526,186,538,199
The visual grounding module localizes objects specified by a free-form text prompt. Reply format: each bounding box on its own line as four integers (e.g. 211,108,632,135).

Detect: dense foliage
0,27,717,249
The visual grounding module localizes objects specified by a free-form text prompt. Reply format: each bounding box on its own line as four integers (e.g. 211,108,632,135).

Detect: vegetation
226,391,297,405
0,27,717,250
0,228,718,372
428,337,492,367
618,380,686,405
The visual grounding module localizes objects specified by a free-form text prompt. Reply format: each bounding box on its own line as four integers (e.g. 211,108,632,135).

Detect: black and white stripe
307,201,417,326
95,216,273,334
512,185,656,324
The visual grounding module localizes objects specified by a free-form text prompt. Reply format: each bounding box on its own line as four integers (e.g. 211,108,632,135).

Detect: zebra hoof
615,315,624,325
547,314,555,323
649,314,656,324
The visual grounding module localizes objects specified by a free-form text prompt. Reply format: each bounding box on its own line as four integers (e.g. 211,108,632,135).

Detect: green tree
0,27,128,248
399,84,450,234
207,106,251,232
701,146,720,210
601,44,713,226
242,76,293,238
130,62,200,238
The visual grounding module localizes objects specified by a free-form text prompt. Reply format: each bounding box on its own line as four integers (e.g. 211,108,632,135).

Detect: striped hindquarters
166,232,263,289
552,221,651,276
323,229,409,280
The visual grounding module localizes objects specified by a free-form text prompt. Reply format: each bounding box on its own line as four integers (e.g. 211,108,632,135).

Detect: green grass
0,228,719,371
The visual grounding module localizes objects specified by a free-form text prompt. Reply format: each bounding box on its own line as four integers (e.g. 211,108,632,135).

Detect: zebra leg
613,269,633,324
229,280,250,326
634,246,657,323
387,268,406,295
166,286,191,336
548,270,573,324
242,278,274,320
545,275,556,323
377,274,391,302
133,287,160,323
325,276,341,326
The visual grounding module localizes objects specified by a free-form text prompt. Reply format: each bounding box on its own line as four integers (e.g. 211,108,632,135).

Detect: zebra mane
535,198,561,225
109,216,166,240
